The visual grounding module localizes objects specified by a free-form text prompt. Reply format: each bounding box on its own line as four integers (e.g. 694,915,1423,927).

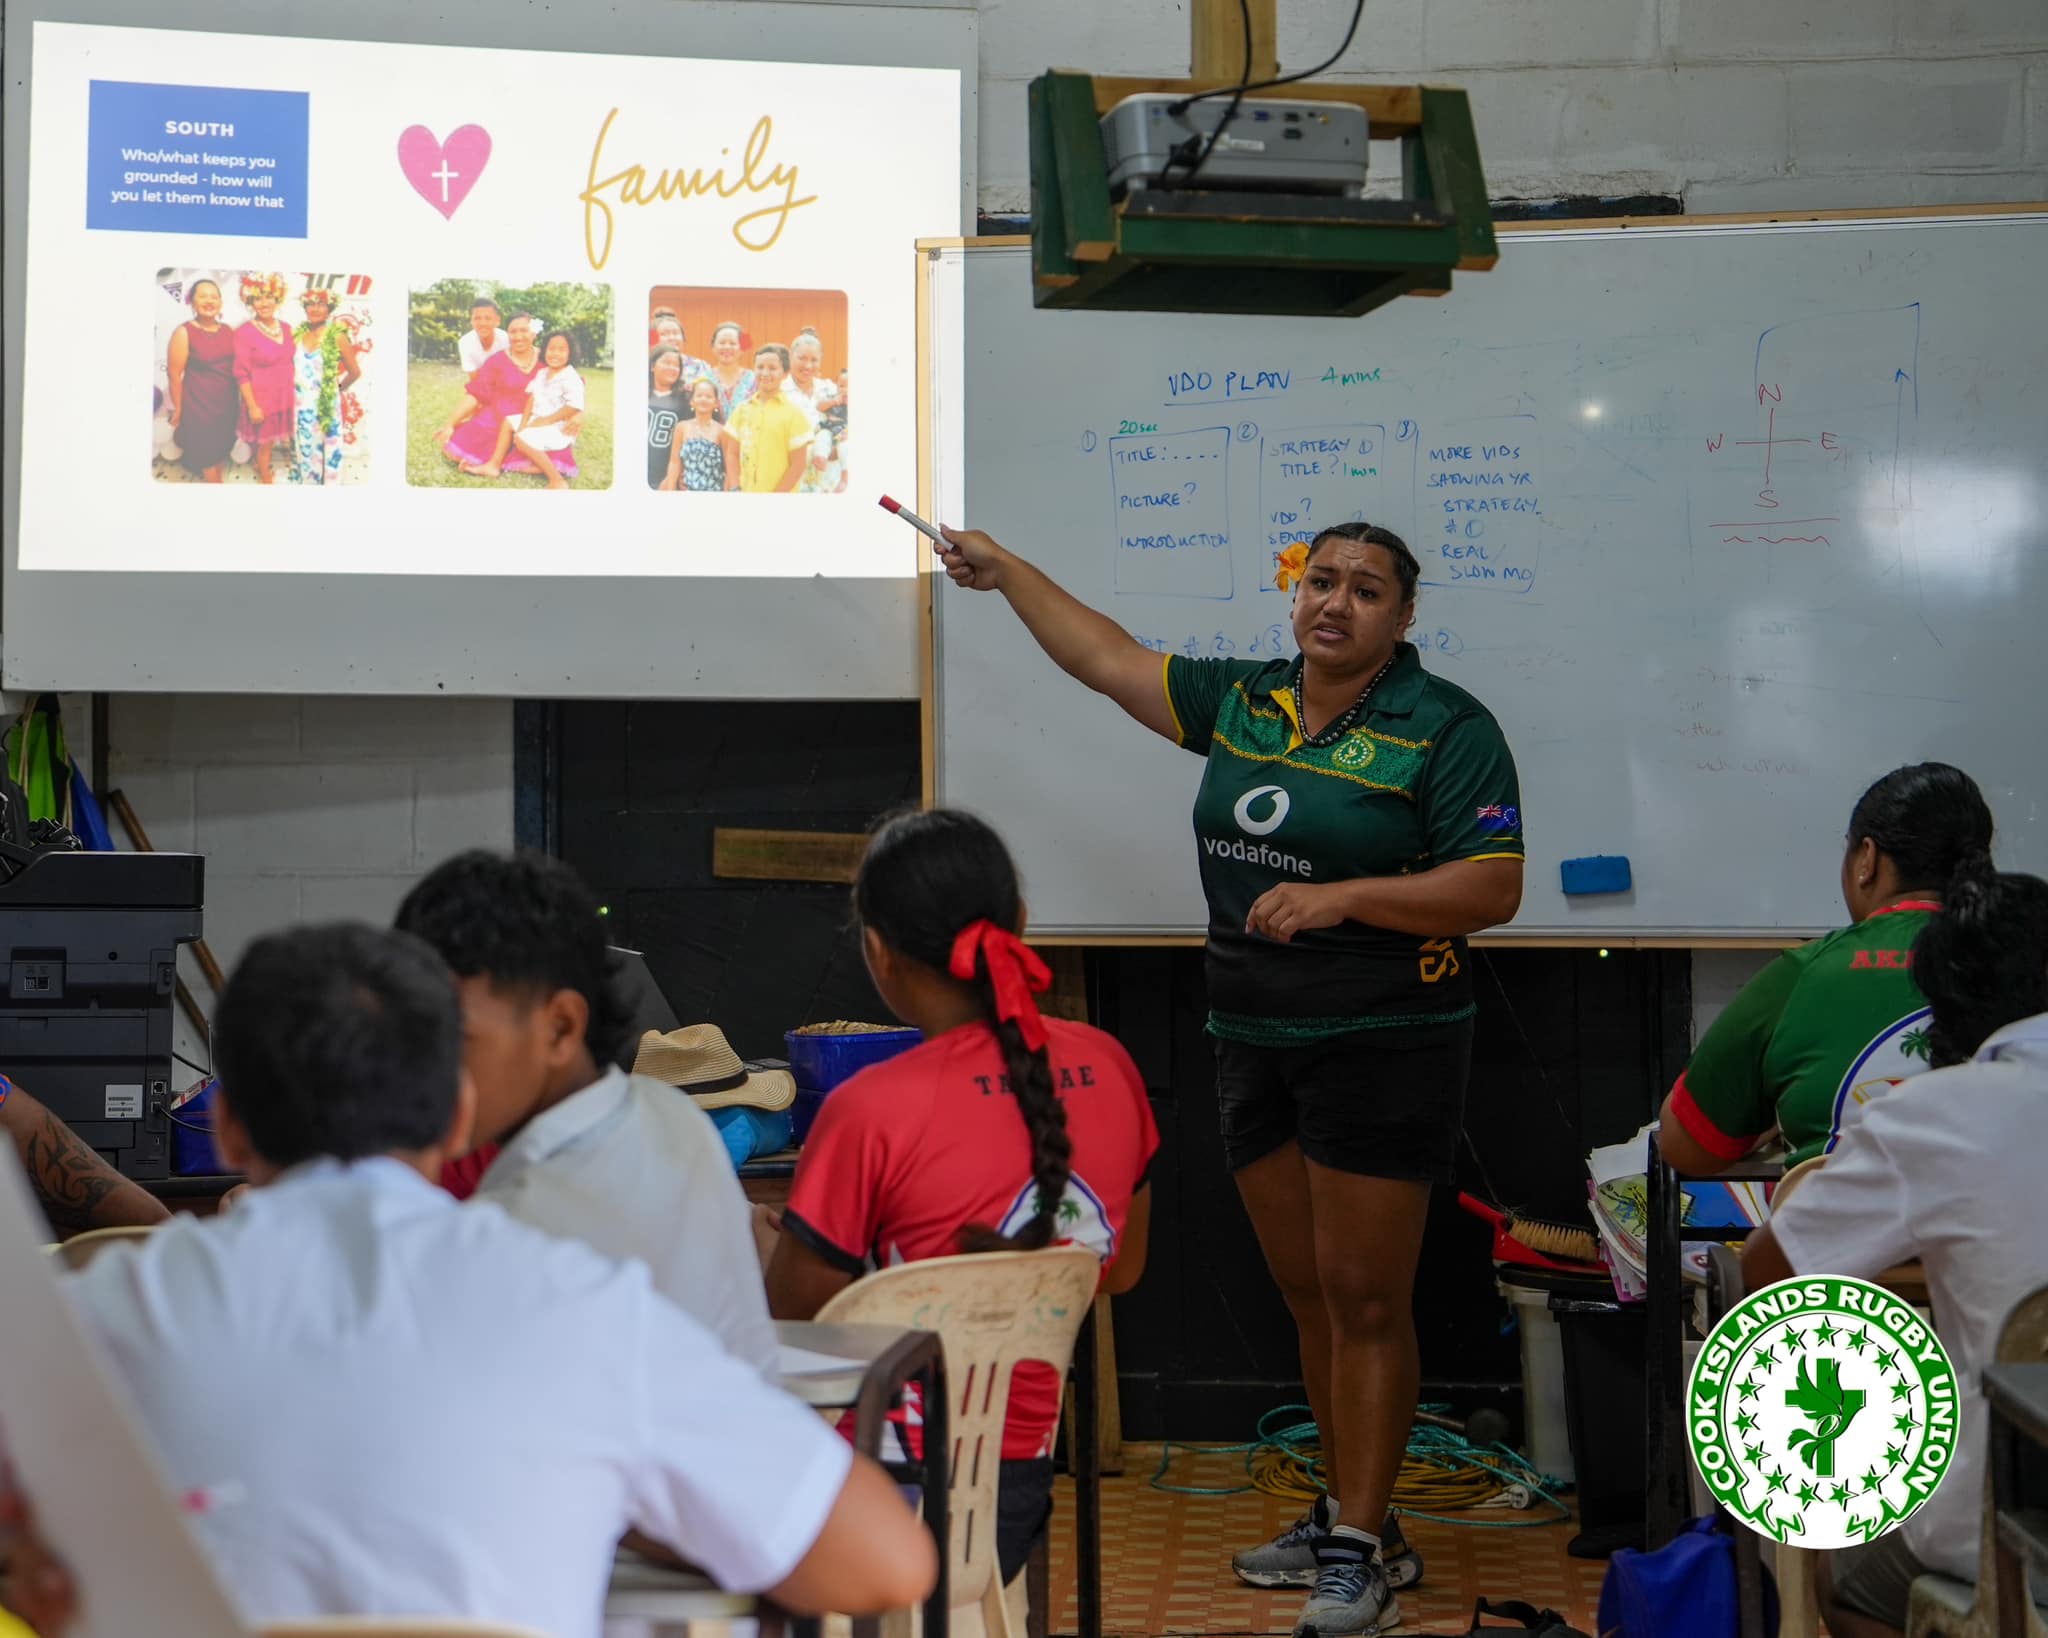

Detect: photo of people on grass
153,270,373,486
645,287,847,494
407,280,614,491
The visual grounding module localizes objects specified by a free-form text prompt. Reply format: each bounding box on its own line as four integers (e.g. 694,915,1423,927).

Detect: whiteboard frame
918,203,2048,946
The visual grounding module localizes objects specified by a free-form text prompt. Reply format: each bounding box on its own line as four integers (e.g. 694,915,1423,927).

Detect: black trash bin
1550,1288,1649,1558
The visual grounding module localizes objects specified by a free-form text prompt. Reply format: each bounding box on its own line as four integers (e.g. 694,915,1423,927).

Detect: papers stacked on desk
1585,1122,1771,1304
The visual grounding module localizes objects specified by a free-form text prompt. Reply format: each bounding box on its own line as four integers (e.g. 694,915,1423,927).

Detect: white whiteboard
927,218,2048,938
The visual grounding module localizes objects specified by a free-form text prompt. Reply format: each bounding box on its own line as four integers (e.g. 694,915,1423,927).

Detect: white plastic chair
1905,1283,2048,1638
45,1223,159,1272
815,1246,1104,1638
262,1623,555,1636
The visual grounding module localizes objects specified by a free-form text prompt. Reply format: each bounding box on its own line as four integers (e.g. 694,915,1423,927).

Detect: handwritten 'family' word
580,109,816,270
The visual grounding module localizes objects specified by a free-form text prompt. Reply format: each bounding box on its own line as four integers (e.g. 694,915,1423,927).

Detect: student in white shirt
457,298,509,379
24,923,934,1638
1744,860,2048,1638
396,848,780,1379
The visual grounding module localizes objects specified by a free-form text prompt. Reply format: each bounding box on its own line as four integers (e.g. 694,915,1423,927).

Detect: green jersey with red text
1667,902,1938,1166
1164,643,1524,1045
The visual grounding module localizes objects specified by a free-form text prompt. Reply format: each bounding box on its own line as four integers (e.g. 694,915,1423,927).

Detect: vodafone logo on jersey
1233,784,1291,836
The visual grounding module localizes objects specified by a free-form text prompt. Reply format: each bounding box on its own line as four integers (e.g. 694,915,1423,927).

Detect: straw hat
632,1024,796,1112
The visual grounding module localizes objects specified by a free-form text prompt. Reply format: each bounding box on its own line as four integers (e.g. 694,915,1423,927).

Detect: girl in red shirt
767,809,1157,1589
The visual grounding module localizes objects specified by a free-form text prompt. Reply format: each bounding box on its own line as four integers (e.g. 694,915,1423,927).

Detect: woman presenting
937,520,1523,1638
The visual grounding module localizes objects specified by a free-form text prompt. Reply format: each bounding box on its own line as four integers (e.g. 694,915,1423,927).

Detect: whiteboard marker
878,494,945,545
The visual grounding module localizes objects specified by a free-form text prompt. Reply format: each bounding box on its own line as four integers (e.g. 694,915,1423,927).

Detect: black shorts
1213,1017,1472,1180
997,1457,1055,1583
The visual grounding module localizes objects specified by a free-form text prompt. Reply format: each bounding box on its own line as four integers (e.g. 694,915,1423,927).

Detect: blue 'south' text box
87,79,310,239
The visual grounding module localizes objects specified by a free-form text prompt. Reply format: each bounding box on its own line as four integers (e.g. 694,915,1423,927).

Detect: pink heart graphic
397,124,491,219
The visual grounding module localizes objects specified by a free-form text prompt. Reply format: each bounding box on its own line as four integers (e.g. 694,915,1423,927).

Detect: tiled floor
1042,1445,1607,1636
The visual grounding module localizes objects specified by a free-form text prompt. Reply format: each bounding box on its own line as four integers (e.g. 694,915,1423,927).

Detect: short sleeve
1164,658,1263,755
782,1090,891,1276
1669,952,1804,1161
1766,1103,1916,1278
629,1287,855,1591
785,414,814,452
1419,712,1525,864
564,371,587,410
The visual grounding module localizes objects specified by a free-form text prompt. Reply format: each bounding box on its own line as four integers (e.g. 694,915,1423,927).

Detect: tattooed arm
0,1080,168,1235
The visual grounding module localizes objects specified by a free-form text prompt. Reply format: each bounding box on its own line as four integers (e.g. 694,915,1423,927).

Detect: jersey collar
1868,899,1942,918
1271,642,1426,740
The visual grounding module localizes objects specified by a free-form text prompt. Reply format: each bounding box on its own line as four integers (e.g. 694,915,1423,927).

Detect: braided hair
855,809,1073,1253
1306,520,1420,602
1911,856,2048,1068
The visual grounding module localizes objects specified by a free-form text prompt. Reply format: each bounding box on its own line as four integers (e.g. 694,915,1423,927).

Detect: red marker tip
878,495,902,514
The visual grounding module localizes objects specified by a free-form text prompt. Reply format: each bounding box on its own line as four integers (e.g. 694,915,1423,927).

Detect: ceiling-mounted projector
1028,72,1498,319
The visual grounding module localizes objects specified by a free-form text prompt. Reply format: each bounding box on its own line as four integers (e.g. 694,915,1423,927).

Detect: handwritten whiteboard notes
1423,416,1542,595
1111,426,1233,597
1260,422,1388,594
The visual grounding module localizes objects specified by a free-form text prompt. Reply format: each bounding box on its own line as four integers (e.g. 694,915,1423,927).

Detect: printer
1,849,205,1179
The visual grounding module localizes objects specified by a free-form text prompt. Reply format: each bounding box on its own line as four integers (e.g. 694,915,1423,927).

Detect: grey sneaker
1292,1537,1398,1638
1232,1505,1422,1591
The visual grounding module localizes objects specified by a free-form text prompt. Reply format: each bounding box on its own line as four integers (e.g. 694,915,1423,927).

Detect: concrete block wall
975,0,2048,214
104,696,513,1054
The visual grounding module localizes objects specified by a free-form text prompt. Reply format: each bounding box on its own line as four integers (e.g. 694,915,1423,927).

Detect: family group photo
151,270,373,487
406,280,615,491
644,286,849,493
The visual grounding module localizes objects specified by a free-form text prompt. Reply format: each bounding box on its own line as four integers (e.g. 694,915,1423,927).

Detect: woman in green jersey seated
934,519,1523,1638
1657,761,1995,1178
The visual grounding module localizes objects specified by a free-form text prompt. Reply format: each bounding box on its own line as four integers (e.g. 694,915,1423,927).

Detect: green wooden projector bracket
1028,71,1497,317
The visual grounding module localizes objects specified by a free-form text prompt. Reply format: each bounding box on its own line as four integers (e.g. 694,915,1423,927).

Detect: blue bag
67,762,115,852
1596,1515,1778,1638
709,1105,794,1170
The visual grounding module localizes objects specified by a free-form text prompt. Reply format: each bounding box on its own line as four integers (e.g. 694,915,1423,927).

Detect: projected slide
20,21,958,577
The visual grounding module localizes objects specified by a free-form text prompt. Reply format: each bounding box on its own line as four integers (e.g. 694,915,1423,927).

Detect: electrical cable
1150,1404,1572,1529
1162,0,1371,189
1160,0,1254,190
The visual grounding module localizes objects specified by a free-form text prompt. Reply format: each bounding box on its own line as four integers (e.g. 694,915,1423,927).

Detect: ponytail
1846,763,1995,889
854,809,1075,1255
1912,855,2048,1068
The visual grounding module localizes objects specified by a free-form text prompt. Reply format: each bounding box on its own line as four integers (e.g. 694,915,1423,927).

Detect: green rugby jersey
1164,643,1524,1045
1669,901,1939,1167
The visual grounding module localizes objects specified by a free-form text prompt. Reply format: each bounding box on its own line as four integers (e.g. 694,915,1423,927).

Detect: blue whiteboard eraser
1560,855,1632,896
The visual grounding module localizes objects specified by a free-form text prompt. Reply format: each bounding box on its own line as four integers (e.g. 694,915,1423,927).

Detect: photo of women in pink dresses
152,270,373,485
407,279,614,491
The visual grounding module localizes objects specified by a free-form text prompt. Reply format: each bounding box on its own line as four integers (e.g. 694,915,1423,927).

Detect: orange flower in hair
1274,541,1311,592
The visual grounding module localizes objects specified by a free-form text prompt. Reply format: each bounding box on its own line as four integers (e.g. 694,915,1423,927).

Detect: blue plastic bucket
166,1079,223,1175
783,1027,923,1094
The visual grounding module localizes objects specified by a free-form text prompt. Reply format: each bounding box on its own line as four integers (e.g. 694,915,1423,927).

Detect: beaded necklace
1288,650,1398,747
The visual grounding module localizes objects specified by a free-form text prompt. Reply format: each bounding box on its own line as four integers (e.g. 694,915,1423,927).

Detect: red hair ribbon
949,920,1052,1053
